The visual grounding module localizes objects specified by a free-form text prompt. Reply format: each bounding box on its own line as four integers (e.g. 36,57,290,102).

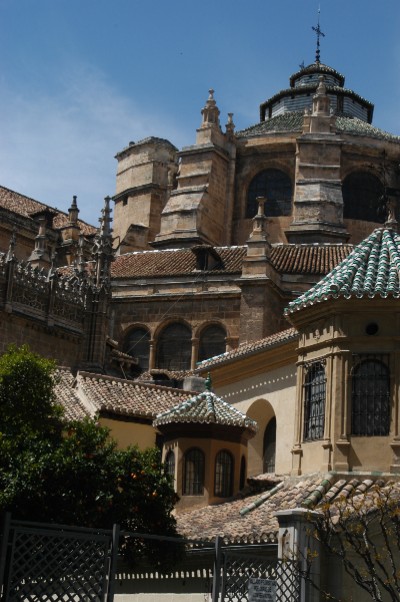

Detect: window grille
263,417,276,473
214,450,234,497
183,448,204,495
123,327,150,371
198,324,226,363
246,169,292,218
303,361,326,441
156,322,191,371
351,354,390,436
165,450,175,479
343,171,384,222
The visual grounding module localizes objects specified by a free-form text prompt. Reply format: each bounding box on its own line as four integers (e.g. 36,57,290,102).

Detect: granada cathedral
2,29,400,489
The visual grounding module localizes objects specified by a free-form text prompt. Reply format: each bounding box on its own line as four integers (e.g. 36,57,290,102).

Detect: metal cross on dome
312,7,325,64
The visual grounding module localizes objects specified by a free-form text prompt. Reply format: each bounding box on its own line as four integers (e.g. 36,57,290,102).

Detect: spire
92,196,114,287
6,228,16,262
68,195,79,225
200,89,220,128
28,215,51,268
312,6,325,64
312,75,330,116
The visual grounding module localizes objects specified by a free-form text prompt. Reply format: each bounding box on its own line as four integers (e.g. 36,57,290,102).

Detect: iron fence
0,514,119,602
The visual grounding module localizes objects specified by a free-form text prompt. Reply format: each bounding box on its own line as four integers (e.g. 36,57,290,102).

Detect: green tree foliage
0,345,182,569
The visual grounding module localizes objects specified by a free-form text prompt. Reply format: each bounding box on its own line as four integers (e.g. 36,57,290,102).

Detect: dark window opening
246,169,292,218
198,325,226,363
263,417,277,473
165,450,175,480
214,450,234,498
183,448,205,495
303,361,326,441
123,327,150,372
239,455,246,490
351,355,390,436
157,322,191,371
343,171,384,223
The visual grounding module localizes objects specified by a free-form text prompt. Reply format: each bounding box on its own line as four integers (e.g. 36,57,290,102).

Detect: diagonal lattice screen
221,551,300,602
3,523,114,602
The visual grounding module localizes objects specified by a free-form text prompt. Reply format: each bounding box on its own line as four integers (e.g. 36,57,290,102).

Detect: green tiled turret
285,225,400,315
153,377,257,433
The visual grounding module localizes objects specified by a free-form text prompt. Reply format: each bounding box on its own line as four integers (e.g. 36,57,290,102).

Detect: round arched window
157,322,192,371
343,171,384,222
198,325,226,363
246,169,292,218
123,327,150,371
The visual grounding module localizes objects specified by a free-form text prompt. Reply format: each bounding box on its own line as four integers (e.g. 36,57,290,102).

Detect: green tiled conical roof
153,387,258,433
285,227,400,315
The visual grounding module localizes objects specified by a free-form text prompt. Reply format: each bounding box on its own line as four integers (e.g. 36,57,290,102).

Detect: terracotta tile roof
196,327,298,371
270,243,353,275
111,246,247,279
0,185,96,236
54,369,89,422
177,473,400,544
75,371,192,420
111,243,353,281
286,227,400,314
153,386,257,434
176,474,323,543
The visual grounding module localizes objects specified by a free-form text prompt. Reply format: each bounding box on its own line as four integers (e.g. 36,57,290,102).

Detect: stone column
276,508,321,602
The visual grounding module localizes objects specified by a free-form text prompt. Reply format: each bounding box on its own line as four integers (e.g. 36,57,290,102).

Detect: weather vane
312,6,325,64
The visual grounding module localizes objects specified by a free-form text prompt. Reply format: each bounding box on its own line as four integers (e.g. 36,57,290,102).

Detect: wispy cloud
0,63,188,225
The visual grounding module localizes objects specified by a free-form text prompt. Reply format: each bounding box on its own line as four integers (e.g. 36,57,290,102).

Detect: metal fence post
106,523,120,602
212,535,222,602
0,512,11,600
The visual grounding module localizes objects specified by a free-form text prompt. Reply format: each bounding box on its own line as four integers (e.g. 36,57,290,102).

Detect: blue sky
1,0,400,226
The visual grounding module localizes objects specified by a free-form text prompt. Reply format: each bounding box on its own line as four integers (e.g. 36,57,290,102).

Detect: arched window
246,169,292,218
123,327,150,371
157,322,191,371
165,450,175,480
183,448,204,495
351,355,390,436
263,417,276,473
239,455,246,490
303,362,326,441
214,450,234,498
343,171,384,222
198,324,226,363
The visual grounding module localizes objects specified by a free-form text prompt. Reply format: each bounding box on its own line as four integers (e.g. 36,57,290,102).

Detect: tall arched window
214,450,234,498
198,324,226,363
303,362,326,441
239,455,246,490
183,448,204,495
343,171,384,222
263,417,276,473
123,327,150,371
165,450,175,480
351,355,390,436
246,169,292,218
157,322,192,371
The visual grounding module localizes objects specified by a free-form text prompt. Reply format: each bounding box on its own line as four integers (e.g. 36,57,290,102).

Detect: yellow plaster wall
99,418,156,450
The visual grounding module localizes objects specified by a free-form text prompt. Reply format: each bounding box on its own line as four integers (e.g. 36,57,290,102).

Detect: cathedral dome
259,61,374,124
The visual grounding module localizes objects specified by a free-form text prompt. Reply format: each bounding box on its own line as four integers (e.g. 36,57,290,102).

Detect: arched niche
246,398,276,477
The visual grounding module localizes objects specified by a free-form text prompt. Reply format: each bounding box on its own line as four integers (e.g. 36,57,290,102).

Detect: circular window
365,323,379,336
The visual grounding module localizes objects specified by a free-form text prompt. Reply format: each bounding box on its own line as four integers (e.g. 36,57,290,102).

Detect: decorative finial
205,373,212,391
312,6,325,64
6,227,17,261
299,60,305,70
